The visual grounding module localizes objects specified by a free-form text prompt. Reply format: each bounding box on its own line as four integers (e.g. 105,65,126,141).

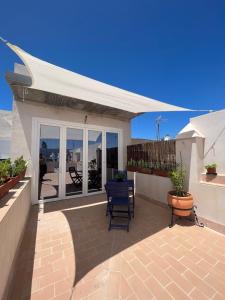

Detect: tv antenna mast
155,115,167,141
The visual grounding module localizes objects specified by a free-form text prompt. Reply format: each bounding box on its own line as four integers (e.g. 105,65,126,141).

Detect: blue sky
1,0,225,139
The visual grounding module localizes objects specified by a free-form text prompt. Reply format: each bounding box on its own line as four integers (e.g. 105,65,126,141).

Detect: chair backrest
69,166,76,174
106,182,129,198
69,166,82,179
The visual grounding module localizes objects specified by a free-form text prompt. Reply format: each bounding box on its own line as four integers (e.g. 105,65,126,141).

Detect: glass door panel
65,128,83,196
39,125,60,200
88,130,102,193
106,132,118,181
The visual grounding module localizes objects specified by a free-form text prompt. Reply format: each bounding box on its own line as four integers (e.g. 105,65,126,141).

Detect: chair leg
132,199,134,218
169,207,174,228
108,204,112,231
127,205,130,232
128,205,131,220
106,201,109,216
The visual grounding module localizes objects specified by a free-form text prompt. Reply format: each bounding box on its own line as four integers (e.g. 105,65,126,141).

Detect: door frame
31,117,123,204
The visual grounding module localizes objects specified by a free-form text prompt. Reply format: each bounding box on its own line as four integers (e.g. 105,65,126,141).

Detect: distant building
163,134,172,141
0,110,12,159
131,138,153,145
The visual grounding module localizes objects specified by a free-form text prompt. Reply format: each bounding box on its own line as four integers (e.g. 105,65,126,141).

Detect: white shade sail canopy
7,43,191,114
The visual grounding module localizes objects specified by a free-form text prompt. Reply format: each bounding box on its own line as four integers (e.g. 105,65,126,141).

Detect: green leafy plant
205,163,217,169
169,166,186,197
13,156,27,176
144,161,149,168
114,172,126,181
127,160,132,167
0,160,10,185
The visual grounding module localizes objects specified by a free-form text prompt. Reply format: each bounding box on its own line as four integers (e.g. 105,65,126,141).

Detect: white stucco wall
11,100,131,176
0,179,31,300
177,110,225,227
191,109,225,174
128,171,173,205
0,110,12,159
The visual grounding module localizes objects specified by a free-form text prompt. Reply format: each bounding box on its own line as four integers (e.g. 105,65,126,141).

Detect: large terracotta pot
167,191,193,217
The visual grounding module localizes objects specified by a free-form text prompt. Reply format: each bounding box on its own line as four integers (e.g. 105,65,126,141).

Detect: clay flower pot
0,179,14,199
153,169,169,177
127,166,137,172
9,175,20,188
167,191,193,217
206,167,216,175
19,168,26,180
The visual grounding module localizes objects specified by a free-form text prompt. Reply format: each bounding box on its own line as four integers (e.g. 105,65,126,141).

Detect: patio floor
9,194,225,300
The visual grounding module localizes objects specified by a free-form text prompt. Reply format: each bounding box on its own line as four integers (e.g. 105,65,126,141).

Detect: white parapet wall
128,171,173,205
177,109,225,232
0,179,31,300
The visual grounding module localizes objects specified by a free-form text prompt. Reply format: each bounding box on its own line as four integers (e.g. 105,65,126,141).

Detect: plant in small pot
205,163,217,175
114,172,126,182
127,159,137,172
14,156,27,180
167,165,193,217
0,159,11,199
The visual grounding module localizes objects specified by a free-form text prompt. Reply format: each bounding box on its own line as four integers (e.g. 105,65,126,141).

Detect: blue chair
127,179,135,216
105,179,135,218
106,182,131,231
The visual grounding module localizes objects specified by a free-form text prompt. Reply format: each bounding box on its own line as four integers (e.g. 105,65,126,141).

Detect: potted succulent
167,165,193,217
205,163,217,175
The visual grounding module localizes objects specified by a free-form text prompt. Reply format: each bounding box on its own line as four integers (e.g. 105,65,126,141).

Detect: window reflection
106,132,118,181
66,128,83,196
39,125,60,200
88,130,102,193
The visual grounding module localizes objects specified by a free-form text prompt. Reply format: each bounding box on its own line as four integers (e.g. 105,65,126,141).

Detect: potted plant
205,163,217,175
13,156,27,180
127,159,137,172
0,160,12,199
167,166,193,217
114,172,126,182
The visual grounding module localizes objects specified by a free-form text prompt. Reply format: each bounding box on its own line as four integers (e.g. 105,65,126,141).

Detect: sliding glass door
35,120,122,202
106,132,118,181
65,128,84,196
38,125,60,200
88,130,102,193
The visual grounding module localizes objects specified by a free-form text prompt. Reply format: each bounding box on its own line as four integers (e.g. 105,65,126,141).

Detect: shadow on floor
45,194,171,288
8,193,198,299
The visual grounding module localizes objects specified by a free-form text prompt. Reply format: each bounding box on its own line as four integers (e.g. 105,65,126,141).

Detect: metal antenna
155,115,167,141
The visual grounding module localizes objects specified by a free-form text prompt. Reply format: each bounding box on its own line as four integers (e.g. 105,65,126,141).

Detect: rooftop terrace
8,194,225,300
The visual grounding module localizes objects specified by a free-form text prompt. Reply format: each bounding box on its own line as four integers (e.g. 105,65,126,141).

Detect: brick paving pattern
8,194,225,300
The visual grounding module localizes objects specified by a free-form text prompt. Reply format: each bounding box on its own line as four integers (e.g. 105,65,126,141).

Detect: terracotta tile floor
8,194,225,300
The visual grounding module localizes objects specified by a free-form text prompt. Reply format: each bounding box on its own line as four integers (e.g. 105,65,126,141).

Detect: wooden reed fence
127,140,176,174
